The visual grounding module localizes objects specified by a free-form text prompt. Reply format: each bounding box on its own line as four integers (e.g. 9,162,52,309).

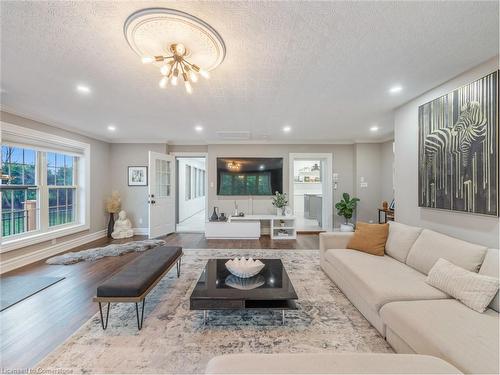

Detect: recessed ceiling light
259,165,265,170
107,125,116,131
76,84,91,94
370,126,379,132
195,125,203,132
389,85,403,94
283,126,291,133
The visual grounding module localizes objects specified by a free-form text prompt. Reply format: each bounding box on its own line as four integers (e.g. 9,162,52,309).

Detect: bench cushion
97,246,182,298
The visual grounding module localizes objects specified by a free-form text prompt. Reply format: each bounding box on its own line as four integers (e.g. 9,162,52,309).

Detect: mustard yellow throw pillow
346,222,389,256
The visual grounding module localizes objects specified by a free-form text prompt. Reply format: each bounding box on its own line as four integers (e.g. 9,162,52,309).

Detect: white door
148,151,175,238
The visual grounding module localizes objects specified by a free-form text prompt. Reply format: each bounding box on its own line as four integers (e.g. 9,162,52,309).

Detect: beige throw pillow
346,222,389,256
426,258,499,313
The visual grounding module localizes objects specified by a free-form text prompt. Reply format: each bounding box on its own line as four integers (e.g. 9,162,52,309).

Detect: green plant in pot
335,193,360,232
272,191,288,216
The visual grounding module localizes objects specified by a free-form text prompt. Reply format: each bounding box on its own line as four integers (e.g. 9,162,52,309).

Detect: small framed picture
128,166,148,186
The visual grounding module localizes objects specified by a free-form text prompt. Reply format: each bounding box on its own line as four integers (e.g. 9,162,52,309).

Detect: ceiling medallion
124,8,226,94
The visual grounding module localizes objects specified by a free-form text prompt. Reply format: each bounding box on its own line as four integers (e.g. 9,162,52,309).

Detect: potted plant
335,193,360,232
272,191,288,216
105,191,121,238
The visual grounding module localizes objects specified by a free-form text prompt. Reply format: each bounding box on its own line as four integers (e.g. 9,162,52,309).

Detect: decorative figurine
111,210,134,239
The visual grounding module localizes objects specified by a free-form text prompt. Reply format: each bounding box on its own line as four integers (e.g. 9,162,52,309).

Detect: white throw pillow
427,258,499,313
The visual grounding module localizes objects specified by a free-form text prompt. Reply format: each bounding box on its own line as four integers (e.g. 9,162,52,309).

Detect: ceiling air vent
215,131,251,140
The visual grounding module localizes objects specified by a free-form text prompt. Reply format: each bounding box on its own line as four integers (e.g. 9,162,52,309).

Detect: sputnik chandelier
124,8,226,95
141,43,209,94
226,161,241,171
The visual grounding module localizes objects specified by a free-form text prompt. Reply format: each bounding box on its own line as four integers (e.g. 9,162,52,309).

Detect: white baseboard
0,229,106,274
133,228,149,235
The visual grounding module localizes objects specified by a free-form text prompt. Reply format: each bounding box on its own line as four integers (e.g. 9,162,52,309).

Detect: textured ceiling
0,1,498,144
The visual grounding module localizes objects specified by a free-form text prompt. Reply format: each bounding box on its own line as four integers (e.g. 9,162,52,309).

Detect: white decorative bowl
225,274,265,290
225,257,265,278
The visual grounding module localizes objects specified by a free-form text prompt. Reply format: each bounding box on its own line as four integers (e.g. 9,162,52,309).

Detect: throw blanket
46,240,166,265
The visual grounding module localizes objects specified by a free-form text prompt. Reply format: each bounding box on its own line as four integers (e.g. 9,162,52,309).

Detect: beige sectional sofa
206,353,461,374
320,222,499,374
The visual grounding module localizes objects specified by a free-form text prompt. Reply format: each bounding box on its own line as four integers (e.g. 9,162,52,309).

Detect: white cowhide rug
37,249,392,374
45,240,166,265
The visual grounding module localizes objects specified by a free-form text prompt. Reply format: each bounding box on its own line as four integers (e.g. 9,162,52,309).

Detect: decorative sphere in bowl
225,257,265,278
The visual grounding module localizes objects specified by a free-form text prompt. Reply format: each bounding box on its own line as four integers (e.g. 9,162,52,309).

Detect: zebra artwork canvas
418,71,498,216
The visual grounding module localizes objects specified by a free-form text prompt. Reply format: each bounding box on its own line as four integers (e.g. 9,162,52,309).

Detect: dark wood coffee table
190,258,298,324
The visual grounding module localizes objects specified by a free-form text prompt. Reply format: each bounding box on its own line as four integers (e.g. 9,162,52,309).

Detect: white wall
381,140,395,204
394,57,499,248
109,143,166,231
354,143,382,223
177,158,206,222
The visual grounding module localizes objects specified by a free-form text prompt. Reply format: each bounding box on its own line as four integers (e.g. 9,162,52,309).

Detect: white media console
205,215,297,240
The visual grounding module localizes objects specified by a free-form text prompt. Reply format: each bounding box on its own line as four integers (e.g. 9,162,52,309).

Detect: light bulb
175,43,186,55
142,56,154,64
159,76,168,89
160,64,171,76
171,68,179,85
182,73,192,94
189,71,198,82
199,69,210,79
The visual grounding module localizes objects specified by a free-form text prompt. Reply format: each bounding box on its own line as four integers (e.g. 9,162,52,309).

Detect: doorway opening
289,154,332,232
175,157,206,232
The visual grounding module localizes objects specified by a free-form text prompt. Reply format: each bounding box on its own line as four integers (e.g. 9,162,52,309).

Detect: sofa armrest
319,232,354,253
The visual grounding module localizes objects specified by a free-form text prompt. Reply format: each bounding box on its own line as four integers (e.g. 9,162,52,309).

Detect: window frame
1,122,90,253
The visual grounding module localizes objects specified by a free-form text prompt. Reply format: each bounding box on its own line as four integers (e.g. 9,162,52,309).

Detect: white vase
340,223,354,232
276,208,284,216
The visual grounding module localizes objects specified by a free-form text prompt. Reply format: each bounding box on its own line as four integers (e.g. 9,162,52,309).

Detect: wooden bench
93,245,183,330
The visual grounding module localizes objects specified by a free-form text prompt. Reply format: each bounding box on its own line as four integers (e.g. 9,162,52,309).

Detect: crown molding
0,105,111,143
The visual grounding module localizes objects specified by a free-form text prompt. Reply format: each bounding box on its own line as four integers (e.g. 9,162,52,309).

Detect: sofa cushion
479,249,500,312
427,258,499,313
405,229,487,275
346,222,389,256
380,299,499,374
385,221,422,262
205,353,461,374
324,249,449,313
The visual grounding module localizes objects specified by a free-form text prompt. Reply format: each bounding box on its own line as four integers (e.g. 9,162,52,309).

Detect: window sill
0,223,90,253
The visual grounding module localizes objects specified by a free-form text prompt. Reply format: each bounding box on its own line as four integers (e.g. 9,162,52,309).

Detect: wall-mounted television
217,157,283,196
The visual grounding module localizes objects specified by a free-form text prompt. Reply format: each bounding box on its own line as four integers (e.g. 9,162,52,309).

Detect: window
1,122,90,252
194,168,199,198
1,146,39,237
184,164,205,201
185,165,191,200
219,172,271,195
2,147,79,238
47,152,76,227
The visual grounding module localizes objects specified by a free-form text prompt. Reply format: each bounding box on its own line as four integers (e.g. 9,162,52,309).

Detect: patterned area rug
38,249,392,373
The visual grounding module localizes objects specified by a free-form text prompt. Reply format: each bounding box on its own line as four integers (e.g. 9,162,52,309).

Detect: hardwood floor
0,233,318,369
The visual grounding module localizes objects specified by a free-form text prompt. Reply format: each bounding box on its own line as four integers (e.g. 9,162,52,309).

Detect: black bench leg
99,302,110,330
176,258,181,277
135,299,146,330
